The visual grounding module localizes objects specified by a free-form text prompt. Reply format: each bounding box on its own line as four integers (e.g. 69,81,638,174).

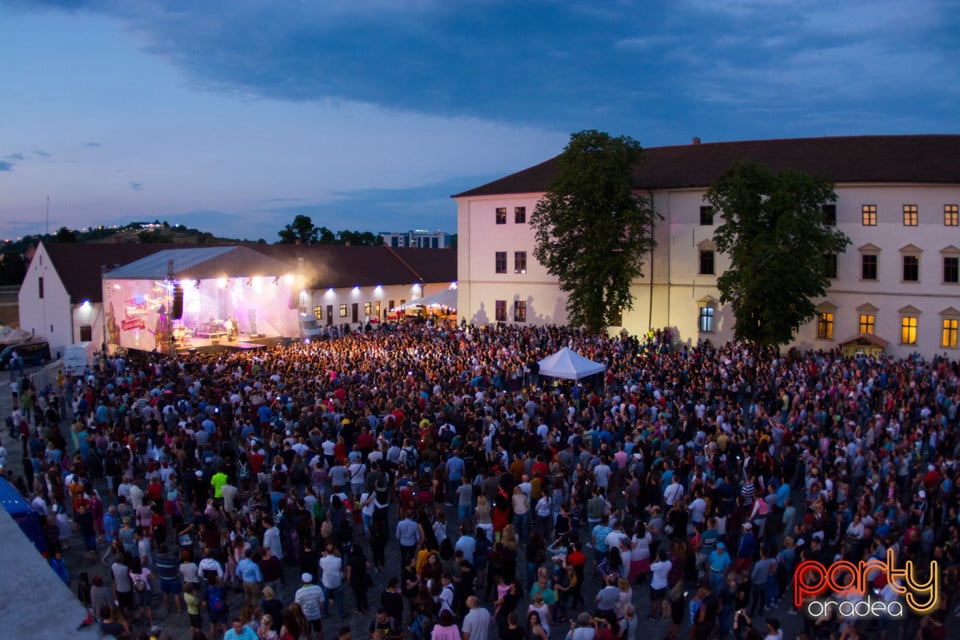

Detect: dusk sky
2,0,958,242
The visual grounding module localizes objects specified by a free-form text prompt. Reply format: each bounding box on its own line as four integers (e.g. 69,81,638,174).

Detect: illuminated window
364,302,372,316
861,204,877,226
942,318,958,348
514,300,526,322
817,312,834,340
314,306,323,320
699,206,714,225
902,255,919,282
859,314,875,335
944,257,959,284
374,301,381,318
495,208,507,224
339,304,348,318
495,300,506,322
900,316,918,345
698,306,715,333
699,250,715,275
903,204,918,226
515,207,526,224
861,254,877,280
495,252,507,274
514,251,527,274
821,203,837,226
945,204,958,226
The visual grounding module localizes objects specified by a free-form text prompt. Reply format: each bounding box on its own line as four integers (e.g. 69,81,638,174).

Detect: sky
1,0,958,243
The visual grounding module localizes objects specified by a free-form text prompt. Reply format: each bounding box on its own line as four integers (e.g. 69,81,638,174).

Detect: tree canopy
277,215,383,246
707,160,851,346
530,130,657,334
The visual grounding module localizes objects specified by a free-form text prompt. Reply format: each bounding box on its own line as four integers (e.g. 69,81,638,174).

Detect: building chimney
692,137,701,145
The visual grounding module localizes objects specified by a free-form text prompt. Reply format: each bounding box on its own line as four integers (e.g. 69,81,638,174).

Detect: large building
454,135,960,358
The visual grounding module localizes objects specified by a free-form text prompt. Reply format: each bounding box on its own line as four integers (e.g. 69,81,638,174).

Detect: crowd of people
3,321,960,640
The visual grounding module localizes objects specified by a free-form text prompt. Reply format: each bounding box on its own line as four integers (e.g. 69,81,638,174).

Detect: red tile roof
453,134,960,197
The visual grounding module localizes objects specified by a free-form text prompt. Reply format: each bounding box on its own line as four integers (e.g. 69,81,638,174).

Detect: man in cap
295,572,325,640
707,541,732,592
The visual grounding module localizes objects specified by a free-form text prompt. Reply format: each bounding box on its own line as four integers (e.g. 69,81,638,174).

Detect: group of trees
533,130,850,345
277,215,383,246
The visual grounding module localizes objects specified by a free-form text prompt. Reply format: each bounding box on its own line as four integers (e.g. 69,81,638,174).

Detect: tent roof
105,246,290,280
537,347,606,381
392,288,457,311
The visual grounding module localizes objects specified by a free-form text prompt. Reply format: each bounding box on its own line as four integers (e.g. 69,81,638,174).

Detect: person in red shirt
566,541,586,608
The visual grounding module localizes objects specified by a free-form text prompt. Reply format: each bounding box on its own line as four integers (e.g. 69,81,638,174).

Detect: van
62,342,95,377
299,313,324,339
0,341,51,370
0,477,47,555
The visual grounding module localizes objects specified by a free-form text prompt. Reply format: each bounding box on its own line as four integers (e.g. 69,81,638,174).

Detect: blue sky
1,0,957,242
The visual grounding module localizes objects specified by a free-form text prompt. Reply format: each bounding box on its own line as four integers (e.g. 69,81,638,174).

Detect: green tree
53,226,77,242
531,130,657,334
278,214,321,244
336,230,383,246
707,161,851,346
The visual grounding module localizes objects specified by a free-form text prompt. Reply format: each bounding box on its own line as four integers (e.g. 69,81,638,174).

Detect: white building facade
455,135,960,358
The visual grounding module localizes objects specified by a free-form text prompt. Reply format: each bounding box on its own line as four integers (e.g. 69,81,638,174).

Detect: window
495,251,507,274
374,301,381,318
817,313,835,340
945,204,958,226
821,204,837,226
79,325,92,342
495,208,507,224
514,251,527,274
903,204,918,226
942,318,958,348
699,206,714,226
900,316,918,345
862,254,877,280
861,204,877,226
38,276,44,299
859,314,875,334
945,257,959,284
698,306,715,333
364,302,372,316
902,255,920,282
514,207,526,224
824,253,837,279
514,300,526,323
339,304,348,318
313,306,323,320
495,300,507,322
698,250,715,275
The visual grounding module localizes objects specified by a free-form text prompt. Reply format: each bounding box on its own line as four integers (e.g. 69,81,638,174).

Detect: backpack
207,584,226,613
238,460,250,481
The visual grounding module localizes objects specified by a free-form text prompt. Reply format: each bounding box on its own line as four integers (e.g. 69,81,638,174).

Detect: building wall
18,244,74,357
456,183,960,358
380,230,450,249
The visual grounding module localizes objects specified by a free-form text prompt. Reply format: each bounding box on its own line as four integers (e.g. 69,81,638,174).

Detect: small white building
454,135,960,358
380,229,451,249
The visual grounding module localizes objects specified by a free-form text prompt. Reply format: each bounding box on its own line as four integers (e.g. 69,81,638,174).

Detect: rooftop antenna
46,196,50,235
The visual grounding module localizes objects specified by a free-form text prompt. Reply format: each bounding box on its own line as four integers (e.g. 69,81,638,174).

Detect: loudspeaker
172,286,184,319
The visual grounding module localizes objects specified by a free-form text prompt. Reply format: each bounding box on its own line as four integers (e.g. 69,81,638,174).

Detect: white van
62,342,95,377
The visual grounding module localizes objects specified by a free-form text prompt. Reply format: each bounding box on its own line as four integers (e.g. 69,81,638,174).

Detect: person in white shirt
319,544,345,618
648,549,672,621
461,595,491,640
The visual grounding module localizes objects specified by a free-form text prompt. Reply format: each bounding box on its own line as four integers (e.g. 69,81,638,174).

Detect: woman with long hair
431,609,461,640
525,610,549,640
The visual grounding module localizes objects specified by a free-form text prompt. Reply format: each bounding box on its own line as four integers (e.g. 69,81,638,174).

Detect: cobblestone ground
2,364,917,640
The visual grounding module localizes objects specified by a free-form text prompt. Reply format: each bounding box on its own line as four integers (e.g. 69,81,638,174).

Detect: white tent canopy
392,288,457,311
537,347,606,381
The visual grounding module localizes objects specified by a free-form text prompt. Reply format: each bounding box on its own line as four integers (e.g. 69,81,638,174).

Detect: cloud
6,152,25,161
83,141,101,148
0,161,13,172
35,149,51,158
129,181,142,191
